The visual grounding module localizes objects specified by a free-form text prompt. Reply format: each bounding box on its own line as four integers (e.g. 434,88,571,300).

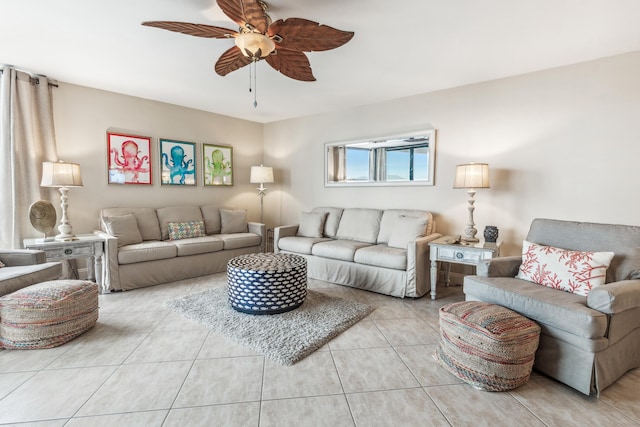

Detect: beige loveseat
274,207,440,298
96,206,264,291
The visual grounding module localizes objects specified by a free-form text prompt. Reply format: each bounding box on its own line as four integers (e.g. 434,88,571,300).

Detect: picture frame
159,138,197,186
202,143,233,186
107,132,152,185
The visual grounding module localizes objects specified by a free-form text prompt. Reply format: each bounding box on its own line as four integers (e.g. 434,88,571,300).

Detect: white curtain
374,148,386,181
328,146,346,182
0,66,58,248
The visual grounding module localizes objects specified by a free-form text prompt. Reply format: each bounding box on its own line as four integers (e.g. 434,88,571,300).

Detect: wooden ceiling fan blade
266,49,315,82
215,46,253,76
268,18,354,52
142,21,236,38
217,0,269,33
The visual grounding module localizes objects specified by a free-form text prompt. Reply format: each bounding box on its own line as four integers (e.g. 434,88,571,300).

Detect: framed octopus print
203,143,233,186
107,132,152,185
159,138,197,185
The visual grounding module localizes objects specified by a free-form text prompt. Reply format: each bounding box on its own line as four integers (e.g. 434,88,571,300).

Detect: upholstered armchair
0,249,62,297
463,218,640,396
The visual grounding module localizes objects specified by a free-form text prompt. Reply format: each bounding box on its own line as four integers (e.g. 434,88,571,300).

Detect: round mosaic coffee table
227,253,308,315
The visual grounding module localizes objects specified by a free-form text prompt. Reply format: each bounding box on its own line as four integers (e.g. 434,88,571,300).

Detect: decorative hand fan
29,200,57,242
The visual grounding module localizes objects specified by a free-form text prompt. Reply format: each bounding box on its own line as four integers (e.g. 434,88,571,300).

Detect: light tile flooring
1,273,639,426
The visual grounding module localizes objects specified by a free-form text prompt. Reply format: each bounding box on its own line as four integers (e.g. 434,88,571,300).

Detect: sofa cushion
103,213,143,247
335,208,382,244
117,241,177,265
173,236,224,256
516,240,614,297
216,233,261,250
354,245,407,270
157,206,204,241
312,240,372,262
278,236,332,255
168,220,206,240
388,216,428,249
311,207,343,238
464,275,608,340
220,209,248,234
0,263,62,298
526,218,640,283
297,212,327,238
101,207,161,241
378,209,432,244
200,205,222,235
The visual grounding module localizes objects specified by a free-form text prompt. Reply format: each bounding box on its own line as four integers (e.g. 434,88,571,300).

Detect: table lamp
41,161,83,241
453,162,490,243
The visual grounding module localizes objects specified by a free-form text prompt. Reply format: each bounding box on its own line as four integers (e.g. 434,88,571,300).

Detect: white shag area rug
165,286,373,365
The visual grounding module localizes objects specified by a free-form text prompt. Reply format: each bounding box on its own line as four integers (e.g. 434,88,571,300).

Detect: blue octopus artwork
161,141,196,185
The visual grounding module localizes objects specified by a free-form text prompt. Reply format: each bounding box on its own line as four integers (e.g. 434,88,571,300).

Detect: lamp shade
453,163,490,189
235,32,276,59
41,161,83,188
250,165,274,184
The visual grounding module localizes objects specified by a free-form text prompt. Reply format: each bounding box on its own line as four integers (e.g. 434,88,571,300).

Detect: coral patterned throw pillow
516,240,614,297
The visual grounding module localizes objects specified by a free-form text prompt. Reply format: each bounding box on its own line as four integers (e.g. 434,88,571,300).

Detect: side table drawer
45,245,94,259
438,247,486,263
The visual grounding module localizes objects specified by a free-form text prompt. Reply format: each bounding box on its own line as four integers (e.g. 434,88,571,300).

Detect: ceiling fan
142,0,354,83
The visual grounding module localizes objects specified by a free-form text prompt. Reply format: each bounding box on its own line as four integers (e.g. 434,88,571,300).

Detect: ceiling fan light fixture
235,32,275,59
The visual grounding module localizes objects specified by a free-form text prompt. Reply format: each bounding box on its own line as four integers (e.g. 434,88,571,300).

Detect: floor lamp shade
454,163,490,243
250,165,274,185
41,161,83,241
250,165,274,232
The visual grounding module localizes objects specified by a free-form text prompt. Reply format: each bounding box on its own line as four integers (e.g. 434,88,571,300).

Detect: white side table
23,234,105,292
428,236,501,300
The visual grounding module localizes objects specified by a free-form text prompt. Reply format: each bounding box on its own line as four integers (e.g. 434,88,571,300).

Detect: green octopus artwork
204,144,233,185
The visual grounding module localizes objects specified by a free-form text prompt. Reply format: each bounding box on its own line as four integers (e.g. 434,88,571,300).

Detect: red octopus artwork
107,132,152,185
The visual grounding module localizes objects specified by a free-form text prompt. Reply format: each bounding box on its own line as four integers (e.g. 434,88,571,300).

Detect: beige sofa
96,205,264,291
0,249,62,297
274,207,440,298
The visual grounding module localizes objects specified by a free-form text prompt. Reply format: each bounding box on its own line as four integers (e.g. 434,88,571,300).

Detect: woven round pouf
434,301,541,391
0,280,99,349
227,253,307,315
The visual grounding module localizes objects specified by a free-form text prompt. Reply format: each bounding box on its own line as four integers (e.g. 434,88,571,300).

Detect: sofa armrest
94,230,120,291
248,222,266,248
588,279,640,314
0,249,47,266
273,225,299,253
406,233,442,297
476,256,523,277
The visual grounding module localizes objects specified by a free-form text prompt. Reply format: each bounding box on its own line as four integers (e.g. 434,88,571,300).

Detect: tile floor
0,273,639,426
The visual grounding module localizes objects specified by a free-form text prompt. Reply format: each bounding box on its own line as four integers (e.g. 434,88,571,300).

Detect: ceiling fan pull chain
253,61,258,108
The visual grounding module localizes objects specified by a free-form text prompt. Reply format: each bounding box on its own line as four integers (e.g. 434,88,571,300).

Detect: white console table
428,236,501,300
23,234,105,292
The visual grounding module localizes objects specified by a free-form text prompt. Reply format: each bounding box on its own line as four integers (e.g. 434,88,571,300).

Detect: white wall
263,52,640,256
48,83,264,237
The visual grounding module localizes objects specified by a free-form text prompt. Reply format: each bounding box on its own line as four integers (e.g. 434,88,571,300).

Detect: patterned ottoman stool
0,280,99,349
435,301,541,391
227,253,307,315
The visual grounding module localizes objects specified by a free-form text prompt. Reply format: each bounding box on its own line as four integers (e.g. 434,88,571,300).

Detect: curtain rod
0,67,59,88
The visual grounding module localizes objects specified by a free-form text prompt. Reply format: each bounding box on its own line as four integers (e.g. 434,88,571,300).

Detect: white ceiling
3,1,640,123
